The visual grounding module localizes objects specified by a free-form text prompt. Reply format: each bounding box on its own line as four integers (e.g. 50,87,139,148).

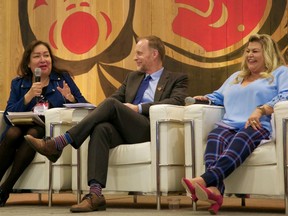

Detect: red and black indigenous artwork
18,0,288,96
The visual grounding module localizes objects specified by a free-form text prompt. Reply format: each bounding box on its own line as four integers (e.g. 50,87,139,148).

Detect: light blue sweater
206,65,288,133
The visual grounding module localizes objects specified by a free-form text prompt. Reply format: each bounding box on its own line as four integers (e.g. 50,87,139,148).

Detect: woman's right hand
24,82,42,105
193,95,210,101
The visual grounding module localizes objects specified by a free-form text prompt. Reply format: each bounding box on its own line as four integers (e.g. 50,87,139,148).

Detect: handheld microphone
185,96,212,106
34,68,42,102
34,68,41,82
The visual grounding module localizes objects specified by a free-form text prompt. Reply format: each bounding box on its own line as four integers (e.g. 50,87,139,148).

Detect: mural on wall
18,0,136,97
172,0,268,52
133,0,287,94
18,0,288,97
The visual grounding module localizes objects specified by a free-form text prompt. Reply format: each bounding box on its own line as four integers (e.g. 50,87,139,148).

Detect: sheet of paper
63,103,96,109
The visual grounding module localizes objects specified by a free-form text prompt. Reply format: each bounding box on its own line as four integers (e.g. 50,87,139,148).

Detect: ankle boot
0,187,9,207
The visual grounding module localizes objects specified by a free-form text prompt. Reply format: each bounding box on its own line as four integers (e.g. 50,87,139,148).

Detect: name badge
33,102,49,115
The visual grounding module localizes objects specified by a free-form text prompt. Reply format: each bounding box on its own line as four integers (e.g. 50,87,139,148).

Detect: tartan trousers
201,125,270,194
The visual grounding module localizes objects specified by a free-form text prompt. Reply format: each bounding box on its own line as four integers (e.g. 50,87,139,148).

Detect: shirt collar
147,67,164,80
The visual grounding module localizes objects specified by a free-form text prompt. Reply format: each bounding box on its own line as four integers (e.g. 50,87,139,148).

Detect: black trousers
68,98,150,187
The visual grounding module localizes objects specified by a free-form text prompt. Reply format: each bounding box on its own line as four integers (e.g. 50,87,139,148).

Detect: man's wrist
137,104,142,113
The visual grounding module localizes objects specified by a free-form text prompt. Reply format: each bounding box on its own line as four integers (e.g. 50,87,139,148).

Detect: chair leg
241,197,246,207
48,160,53,207
192,200,197,211
283,119,288,214
133,195,137,204
235,194,248,207
76,148,81,204
156,120,161,210
38,193,42,204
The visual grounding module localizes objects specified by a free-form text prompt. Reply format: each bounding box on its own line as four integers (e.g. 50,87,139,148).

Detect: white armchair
0,109,80,206
44,107,92,205
183,102,288,213
71,104,186,209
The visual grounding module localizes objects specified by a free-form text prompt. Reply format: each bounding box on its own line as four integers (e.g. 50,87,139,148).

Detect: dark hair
136,35,166,62
17,40,68,78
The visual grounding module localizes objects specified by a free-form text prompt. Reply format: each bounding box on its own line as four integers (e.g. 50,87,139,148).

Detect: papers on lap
6,103,96,127
63,103,96,109
6,112,45,127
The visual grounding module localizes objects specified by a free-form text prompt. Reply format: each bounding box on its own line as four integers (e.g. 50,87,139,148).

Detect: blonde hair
234,34,285,83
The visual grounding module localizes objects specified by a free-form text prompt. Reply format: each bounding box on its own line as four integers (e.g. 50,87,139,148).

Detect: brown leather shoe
70,193,106,212
24,135,62,163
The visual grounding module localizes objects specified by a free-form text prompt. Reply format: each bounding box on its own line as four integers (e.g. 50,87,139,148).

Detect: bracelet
256,105,266,115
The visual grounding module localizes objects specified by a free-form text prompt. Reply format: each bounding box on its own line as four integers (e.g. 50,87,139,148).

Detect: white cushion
109,142,151,165
243,140,276,166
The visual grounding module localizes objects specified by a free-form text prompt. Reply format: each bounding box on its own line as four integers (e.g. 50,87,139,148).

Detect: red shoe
181,178,197,202
195,183,223,215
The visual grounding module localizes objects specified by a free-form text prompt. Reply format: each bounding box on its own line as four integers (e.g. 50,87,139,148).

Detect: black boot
0,187,9,207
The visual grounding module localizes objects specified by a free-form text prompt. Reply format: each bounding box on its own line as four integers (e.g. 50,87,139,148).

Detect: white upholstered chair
70,104,186,209
0,109,75,206
183,101,288,213
44,107,93,205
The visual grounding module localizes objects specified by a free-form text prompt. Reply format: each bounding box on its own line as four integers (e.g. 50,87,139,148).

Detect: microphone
34,68,41,82
34,68,42,102
185,97,212,106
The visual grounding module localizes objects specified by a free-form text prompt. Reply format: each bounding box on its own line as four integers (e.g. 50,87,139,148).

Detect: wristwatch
256,105,266,115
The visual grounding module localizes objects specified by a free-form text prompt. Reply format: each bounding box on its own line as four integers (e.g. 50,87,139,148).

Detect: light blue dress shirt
138,68,164,113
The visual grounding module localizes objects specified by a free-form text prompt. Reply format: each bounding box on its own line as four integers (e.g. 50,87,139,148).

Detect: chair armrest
273,101,288,166
149,104,185,192
184,104,225,145
44,108,68,136
150,104,184,122
184,104,225,176
149,104,185,164
44,108,91,136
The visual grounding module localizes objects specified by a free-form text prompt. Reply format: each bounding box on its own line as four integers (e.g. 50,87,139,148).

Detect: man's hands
124,103,139,112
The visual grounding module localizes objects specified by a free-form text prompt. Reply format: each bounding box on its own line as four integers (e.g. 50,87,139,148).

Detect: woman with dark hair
0,40,87,206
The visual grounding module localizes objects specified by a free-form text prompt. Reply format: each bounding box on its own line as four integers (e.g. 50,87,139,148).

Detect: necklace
41,78,50,86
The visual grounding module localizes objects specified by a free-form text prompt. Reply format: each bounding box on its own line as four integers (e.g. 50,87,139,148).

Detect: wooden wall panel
0,1,23,110
0,0,287,110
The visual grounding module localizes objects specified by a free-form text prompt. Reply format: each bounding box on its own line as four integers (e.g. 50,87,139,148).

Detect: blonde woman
182,34,288,214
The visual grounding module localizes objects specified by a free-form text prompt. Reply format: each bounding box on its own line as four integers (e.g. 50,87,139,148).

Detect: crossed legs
182,126,270,214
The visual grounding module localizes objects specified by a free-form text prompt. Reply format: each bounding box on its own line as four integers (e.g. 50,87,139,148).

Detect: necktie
132,75,152,104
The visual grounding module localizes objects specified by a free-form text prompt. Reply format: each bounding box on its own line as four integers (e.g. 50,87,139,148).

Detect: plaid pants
201,125,270,194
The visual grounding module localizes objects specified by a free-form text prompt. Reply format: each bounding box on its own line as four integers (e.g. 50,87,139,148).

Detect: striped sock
54,133,73,151
89,183,102,196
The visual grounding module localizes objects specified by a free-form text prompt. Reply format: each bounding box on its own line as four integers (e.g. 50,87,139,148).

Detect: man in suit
25,35,188,212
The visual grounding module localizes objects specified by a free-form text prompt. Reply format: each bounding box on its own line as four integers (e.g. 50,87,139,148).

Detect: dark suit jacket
110,69,189,116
